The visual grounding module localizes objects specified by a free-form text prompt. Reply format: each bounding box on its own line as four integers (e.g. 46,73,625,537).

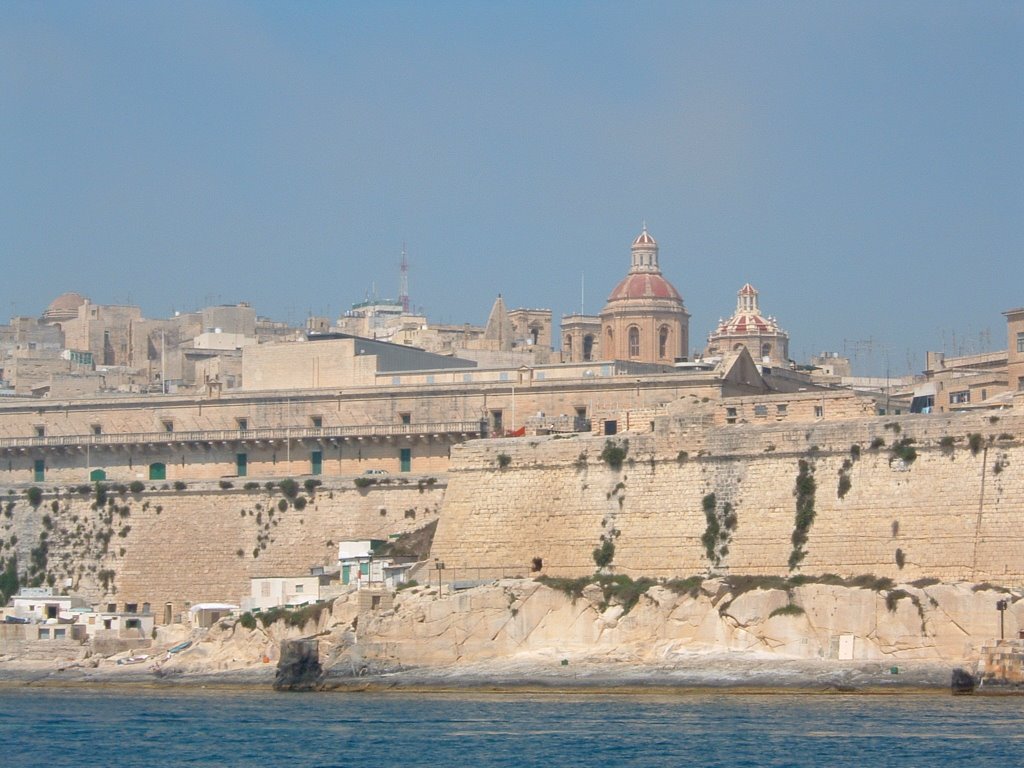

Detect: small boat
3,616,30,624
117,654,150,666
166,640,192,655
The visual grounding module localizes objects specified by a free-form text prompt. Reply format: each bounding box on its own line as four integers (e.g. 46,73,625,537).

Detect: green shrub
849,444,861,460
278,478,299,499
599,439,628,471
277,498,288,512
592,536,615,569
788,459,816,570
303,478,322,494
219,480,234,490
496,453,512,468
238,612,257,630
25,486,43,508
895,548,906,569
396,579,419,591
537,575,593,601
884,421,901,433
968,433,984,455
243,482,260,490
869,437,885,450
293,496,307,511
676,450,689,464
890,438,917,464
173,481,187,491
354,477,374,488
769,603,805,618
129,480,145,494
664,576,703,597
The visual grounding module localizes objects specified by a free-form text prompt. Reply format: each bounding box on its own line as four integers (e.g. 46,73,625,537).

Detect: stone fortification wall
431,411,1024,585
0,479,444,616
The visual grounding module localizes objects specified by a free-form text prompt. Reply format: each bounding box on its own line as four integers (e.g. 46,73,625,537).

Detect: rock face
274,639,323,691
345,580,1013,670
71,579,1011,686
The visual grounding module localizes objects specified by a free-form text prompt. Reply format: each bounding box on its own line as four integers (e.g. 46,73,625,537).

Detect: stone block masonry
0,479,444,618
431,411,1024,586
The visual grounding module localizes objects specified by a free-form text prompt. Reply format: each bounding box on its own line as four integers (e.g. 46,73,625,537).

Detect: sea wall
431,411,1024,585
0,478,444,615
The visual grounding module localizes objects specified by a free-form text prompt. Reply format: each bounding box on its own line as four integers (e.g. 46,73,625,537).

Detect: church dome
42,292,88,323
606,272,682,302
708,284,783,337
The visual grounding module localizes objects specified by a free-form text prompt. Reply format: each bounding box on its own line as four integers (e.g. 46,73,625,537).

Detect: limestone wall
0,479,445,617
431,411,1024,586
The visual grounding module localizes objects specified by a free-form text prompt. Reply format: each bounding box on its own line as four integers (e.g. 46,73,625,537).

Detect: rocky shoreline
2,576,1008,694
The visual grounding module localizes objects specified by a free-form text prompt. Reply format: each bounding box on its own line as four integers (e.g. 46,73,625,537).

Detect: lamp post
997,599,1008,641
435,559,445,594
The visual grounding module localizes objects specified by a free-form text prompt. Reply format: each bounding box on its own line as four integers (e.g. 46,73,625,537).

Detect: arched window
761,343,772,359
583,334,594,362
564,335,573,359
659,326,670,359
628,326,640,358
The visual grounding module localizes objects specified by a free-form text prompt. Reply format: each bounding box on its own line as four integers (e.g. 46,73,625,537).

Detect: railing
0,420,488,450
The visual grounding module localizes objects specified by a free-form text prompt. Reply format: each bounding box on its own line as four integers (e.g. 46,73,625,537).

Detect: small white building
244,576,323,612
337,540,415,588
188,603,239,629
8,587,88,622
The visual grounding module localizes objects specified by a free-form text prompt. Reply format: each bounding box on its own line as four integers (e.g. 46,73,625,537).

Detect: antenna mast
399,243,410,313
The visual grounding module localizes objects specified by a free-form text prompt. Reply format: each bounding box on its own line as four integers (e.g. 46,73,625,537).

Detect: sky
2,1,1021,376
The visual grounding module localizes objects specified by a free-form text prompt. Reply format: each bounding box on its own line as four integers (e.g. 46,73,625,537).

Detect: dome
632,229,657,247
606,273,682,303
42,292,88,322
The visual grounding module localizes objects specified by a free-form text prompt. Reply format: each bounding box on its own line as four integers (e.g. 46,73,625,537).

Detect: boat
167,640,192,655
116,654,150,666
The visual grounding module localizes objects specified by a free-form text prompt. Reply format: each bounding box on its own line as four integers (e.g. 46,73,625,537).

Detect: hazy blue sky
3,2,1021,375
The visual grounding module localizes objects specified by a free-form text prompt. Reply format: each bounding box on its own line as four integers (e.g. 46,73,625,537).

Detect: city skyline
3,2,1021,375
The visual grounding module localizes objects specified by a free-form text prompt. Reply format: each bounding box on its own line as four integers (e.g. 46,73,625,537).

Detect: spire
484,294,513,351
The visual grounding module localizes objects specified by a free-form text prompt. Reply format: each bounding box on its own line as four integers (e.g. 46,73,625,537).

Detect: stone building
705,283,790,367
1007,307,1024,395
599,228,689,364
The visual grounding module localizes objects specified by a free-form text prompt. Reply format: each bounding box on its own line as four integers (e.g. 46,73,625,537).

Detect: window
125,619,140,630
659,326,670,359
814,405,824,418
491,410,503,433
725,407,737,425
236,418,248,430
583,334,594,361
162,420,173,433
1017,332,1024,353
34,459,45,482
125,603,138,613
1018,376,1024,392
294,584,304,593
949,391,970,405
91,424,102,435
761,343,772,359
628,326,640,358
463,373,473,382
399,412,411,424
564,335,573,358
35,425,45,437
753,404,768,417
499,372,509,382
776,404,788,415
107,603,117,613
310,415,323,428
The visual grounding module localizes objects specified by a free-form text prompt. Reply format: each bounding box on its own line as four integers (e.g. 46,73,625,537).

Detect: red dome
607,272,682,302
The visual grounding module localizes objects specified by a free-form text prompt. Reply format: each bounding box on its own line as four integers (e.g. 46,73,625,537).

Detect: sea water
2,688,1022,767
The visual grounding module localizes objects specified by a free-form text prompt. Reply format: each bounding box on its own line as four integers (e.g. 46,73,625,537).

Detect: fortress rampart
0,479,444,617
431,410,1024,585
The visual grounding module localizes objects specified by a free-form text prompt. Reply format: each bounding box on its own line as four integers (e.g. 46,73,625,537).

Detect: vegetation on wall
889,437,917,465
599,439,628,471
700,493,737,567
788,459,817,570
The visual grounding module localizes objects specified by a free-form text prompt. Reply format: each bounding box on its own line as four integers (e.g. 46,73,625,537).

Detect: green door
149,462,166,481
33,459,45,483
341,565,350,585
236,453,247,477
311,451,322,476
400,448,411,473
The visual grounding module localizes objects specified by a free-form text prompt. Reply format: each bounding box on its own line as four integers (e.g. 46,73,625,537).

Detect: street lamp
434,559,445,594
